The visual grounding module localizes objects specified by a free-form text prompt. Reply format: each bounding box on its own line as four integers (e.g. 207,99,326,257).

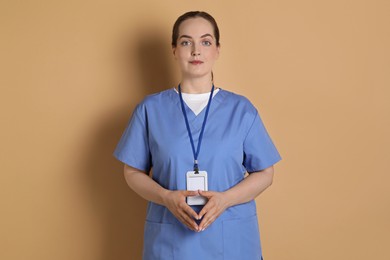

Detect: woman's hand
197,190,229,231
163,190,200,231
197,167,274,231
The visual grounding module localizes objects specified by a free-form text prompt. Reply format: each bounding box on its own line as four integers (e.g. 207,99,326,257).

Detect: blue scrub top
114,88,281,260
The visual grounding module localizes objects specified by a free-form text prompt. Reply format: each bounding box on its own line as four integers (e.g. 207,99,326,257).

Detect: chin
186,69,211,78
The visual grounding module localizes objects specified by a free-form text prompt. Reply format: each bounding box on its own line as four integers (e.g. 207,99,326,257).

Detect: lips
189,60,203,65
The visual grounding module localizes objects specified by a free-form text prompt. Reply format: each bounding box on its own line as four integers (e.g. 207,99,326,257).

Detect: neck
179,76,213,94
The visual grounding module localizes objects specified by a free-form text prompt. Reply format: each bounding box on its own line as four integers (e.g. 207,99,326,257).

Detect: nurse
114,11,281,260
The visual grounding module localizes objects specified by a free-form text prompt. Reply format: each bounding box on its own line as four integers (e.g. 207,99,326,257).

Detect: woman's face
173,17,220,80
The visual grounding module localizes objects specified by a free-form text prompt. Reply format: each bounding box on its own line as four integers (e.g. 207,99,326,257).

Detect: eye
202,40,212,46
180,40,192,46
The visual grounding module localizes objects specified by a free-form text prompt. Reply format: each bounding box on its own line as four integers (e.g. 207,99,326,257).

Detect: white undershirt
174,88,220,115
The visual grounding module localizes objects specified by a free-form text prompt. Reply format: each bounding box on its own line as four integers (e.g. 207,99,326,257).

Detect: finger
198,207,216,230
198,217,207,231
178,216,197,231
169,203,198,231
200,204,223,230
198,206,209,220
203,218,213,231
199,213,216,231
182,203,200,220
179,210,199,231
183,190,199,197
198,200,214,219
176,212,196,231
198,190,213,198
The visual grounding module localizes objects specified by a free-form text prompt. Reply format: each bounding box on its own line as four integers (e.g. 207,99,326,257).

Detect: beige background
1,0,389,259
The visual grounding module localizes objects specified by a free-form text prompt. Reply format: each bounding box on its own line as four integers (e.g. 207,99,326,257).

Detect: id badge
186,171,208,205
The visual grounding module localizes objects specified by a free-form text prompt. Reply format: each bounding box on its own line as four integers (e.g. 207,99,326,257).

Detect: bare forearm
223,166,274,207
123,164,168,206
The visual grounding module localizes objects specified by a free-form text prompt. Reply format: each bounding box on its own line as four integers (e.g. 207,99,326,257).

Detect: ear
216,44,221,59
172,46,177,58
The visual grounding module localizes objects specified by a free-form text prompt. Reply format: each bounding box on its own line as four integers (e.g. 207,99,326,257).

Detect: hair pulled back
171,11,220,47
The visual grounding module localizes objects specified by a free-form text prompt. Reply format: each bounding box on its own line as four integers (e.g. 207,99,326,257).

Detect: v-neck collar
169,88,226,132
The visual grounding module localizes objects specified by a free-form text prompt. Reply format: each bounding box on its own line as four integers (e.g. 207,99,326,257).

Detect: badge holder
186,171,208,205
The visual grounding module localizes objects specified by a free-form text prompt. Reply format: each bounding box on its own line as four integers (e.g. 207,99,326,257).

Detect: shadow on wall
83,30,174,260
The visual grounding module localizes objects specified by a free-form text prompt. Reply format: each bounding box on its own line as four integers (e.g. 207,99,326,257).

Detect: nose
191,51,200,56
191,46,200,56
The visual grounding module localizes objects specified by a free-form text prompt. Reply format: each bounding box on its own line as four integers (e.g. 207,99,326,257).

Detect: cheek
175,49,190,60
206,47,219,58
206,51,219,61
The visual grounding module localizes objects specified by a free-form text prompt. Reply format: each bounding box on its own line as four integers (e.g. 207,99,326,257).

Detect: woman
114,11,281,260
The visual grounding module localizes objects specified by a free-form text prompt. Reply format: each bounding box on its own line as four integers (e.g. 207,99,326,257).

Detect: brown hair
171,11,220,47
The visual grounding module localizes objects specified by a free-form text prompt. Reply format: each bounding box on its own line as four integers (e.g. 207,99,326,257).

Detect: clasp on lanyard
194,160,199,174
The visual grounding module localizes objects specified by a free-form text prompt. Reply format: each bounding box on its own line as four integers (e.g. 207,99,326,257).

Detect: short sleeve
243,112,282,173
113,104,151,172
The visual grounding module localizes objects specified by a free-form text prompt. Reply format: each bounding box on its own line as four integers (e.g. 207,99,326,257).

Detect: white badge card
186,171,208,206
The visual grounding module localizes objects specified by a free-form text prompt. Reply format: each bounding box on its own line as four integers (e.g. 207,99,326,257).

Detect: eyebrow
179,33,214,40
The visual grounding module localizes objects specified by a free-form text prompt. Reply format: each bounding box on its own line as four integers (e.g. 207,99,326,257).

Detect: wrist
159,188,171,206
222,190,235,208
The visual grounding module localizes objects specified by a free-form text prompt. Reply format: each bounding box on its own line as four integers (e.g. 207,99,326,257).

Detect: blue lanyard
178,84,215,173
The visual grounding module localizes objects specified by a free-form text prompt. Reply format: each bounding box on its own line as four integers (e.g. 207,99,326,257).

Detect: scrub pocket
143,221,174,260
223,215,262,260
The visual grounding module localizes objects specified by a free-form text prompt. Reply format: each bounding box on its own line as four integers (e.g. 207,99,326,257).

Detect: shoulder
134,88,175,112
219,88,258,115
140,88,174,106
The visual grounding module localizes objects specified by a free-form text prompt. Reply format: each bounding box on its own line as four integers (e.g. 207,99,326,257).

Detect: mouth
189,60,204,65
